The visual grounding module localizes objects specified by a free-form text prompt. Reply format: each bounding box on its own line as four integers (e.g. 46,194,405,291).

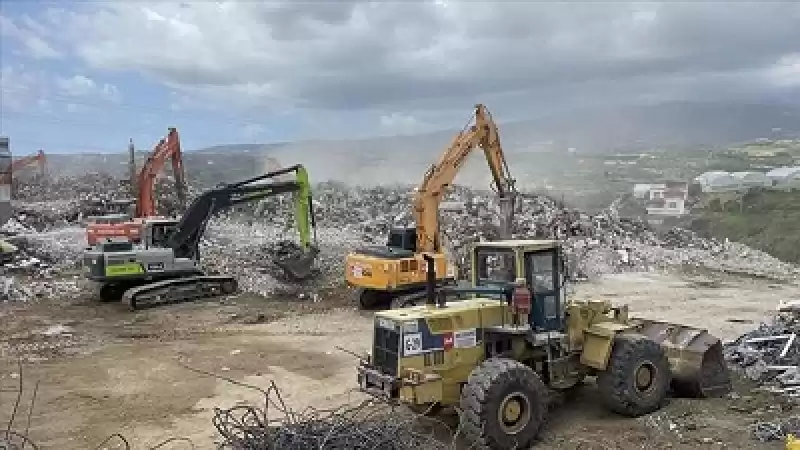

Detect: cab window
527,251,555,292
475,248,516,284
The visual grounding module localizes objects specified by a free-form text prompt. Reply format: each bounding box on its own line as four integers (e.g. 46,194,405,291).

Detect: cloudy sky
1,1,800,154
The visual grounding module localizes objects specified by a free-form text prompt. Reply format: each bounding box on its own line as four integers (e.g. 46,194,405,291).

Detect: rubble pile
3,175,797,301
201,218,364,297
10,172,199,227
725,309,800,398
12,172,123,203
253,184,799,282
0,226,86,303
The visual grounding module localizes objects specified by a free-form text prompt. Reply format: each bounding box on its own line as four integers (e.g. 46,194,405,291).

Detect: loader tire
460,358,547,450
597,334,671,417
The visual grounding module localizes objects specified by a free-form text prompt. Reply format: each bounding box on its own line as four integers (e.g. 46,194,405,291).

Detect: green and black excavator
82,165,318,310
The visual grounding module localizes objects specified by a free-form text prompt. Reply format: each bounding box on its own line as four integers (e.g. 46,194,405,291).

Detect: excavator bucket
274,246,319,281
629,318,732,398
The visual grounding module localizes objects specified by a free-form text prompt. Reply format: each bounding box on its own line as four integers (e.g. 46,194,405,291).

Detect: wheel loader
357,239,731,450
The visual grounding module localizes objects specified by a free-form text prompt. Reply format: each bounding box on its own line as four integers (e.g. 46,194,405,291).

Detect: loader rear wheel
460,358,547,450
597,335,670,417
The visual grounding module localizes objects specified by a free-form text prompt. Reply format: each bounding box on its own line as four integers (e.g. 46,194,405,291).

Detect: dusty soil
0,271,798,449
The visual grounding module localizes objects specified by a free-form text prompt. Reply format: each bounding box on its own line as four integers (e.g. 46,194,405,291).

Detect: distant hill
692,189,800,263
29,101,800,186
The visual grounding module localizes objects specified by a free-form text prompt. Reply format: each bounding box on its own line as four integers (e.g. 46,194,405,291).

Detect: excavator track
121,275,238,311
390,291,429,309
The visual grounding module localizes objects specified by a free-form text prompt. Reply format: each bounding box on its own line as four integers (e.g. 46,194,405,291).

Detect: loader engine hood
368,298,506,378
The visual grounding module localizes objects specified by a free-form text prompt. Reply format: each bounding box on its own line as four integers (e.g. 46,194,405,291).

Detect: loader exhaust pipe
424,253,436,307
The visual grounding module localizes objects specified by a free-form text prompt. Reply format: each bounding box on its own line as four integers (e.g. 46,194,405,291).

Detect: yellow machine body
348,104,517,309
358,240,730,410
345,251,451,291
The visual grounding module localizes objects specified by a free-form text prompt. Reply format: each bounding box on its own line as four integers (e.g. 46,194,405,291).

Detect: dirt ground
1,271,799,449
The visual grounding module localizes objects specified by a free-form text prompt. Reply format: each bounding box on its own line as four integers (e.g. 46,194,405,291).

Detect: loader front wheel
597,335,671,417
460,358,547,450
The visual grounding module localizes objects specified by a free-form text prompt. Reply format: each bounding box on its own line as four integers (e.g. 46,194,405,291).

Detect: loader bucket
629,318,732,398
274,246,319,281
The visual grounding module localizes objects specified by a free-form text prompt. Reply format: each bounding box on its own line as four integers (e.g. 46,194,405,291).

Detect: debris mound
725,309,800,383
212,380,454,450
751,416,800,442
5,173,798,301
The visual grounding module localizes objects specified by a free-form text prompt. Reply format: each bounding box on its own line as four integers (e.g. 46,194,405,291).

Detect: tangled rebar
1,360,40,450
179,364,458,450
212,385,457,450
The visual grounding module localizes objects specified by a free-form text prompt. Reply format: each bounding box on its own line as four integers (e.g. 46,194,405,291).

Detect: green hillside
691,189,800,263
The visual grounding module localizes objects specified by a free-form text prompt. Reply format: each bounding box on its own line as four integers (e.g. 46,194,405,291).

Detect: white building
636,181,690,216
646,197,688,217
633,183,660,199
633,182,689,200
731,171,770,189
693,171,742,193
765,167,800,190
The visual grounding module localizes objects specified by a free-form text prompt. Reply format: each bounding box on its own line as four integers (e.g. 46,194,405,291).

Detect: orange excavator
345,104,518,309
135,127,187,218
12,149,46,176
86,128,187,246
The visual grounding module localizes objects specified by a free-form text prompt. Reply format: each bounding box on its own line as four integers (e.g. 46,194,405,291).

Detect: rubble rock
4,174,798,302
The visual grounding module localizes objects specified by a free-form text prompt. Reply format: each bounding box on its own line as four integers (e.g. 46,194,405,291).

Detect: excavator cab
386,227,416,253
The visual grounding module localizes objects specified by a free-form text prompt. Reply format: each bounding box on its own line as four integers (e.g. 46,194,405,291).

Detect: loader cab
472,240,566,332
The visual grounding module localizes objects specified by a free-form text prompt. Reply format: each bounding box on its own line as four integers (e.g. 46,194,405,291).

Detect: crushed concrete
1,174,797,303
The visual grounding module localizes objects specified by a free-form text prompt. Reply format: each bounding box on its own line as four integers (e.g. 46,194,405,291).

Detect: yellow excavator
346,104,518,309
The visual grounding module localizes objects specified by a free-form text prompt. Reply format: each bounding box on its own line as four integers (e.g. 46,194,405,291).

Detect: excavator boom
137,127,186,217
11,150,45,176
86,129,186,246
167,164,318,278
414,104,517,253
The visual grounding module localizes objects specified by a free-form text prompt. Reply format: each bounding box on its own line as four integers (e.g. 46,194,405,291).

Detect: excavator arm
136,128,187,217
12,150,45,175
166,165,318,279
414,104,517,253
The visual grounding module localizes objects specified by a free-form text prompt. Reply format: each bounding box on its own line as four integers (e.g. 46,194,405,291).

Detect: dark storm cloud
42,1,800,113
